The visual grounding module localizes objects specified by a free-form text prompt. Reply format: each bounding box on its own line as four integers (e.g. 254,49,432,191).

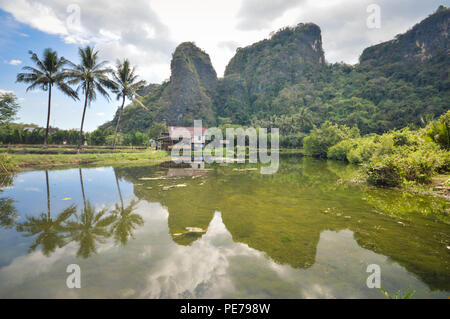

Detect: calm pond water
0,156,448,298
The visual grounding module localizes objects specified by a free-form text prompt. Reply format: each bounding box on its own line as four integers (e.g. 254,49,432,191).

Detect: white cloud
0,0,176,82
6,59,22,66
0,89,14,94
0,0,445,80
236,0,305,30
96,112,105,117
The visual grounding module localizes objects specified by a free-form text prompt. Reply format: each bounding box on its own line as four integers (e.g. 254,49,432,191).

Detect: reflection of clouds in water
24,187,41,192
140,211,262,298
0,244,75,290
0,201,440,299
302,284,335,299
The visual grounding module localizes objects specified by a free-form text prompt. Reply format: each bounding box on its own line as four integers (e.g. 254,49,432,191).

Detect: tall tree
110,59,146,148
66,46,114,151
16,49,78,148
0,92,20,125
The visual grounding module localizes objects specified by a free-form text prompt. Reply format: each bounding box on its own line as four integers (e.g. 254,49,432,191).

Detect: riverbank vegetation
303,111,450,191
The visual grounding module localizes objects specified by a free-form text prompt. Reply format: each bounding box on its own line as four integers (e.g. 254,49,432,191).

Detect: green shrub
88,128,111,146
0,153,17,172
327,139,356,161
280,133,305,148
426,110,450,150
304,121,360,158
366,156,402,187
123,131,148,146
324,123,449,186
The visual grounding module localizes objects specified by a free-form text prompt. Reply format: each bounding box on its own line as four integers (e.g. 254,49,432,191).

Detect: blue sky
0,10,113,132
0,1,447,131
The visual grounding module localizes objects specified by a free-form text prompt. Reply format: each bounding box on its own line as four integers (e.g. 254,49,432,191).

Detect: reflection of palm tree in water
66,168,115,259
15,168,144,258
110,169,143,245
16,170,76,256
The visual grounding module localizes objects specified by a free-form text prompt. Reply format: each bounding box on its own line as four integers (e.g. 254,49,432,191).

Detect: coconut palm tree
66,46,115,151
110,59,146,148
16,49,78,148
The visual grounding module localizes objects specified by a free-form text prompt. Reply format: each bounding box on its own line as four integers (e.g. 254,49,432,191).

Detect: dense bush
366,156,402,187
304,115,450,187
280,134,305,149
88,128,112,146
122,131,148,146
303,121,360,158
0,153,16,172
366,143,449,186
426,110,450,150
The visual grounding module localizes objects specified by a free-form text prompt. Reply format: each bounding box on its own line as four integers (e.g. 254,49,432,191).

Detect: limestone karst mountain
101,6,449,135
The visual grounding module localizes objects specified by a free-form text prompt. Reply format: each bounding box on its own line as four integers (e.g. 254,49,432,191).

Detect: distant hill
101,6,449,135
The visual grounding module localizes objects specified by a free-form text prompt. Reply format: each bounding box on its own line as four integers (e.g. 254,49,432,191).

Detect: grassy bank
0,149,170,172
0,144,148,155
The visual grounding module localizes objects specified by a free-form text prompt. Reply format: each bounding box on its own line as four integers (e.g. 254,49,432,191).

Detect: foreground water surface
0,156,448,298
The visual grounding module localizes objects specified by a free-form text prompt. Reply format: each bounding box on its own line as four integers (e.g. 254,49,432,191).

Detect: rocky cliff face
360,6,449,65
159,42,217,126
216,23,326,123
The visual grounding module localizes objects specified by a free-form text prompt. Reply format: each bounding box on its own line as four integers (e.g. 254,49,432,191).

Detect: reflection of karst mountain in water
115,158,450,291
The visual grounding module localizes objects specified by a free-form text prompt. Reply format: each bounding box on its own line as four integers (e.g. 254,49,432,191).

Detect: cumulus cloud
5,59,22,65
0,0,177,82
0,0,445,80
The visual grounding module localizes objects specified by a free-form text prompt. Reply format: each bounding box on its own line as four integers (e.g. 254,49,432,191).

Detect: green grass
0,149,170,172
0,145,147,155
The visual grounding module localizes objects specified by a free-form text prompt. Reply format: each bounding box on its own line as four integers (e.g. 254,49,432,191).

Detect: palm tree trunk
77,83,90,152
45,170,51,219
44,85,52,149
112,95,126,149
